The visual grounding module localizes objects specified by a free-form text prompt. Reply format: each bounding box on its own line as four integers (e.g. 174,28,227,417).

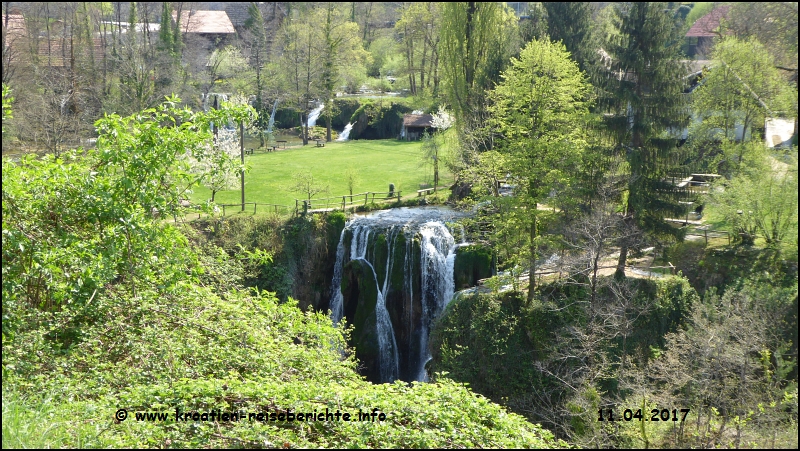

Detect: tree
317,3,369,142
593,3,689,277
519,3,549,44
15,69,88,156
190,126,244,203
421,106,454,191
344,167,359,196
725,2,798,80
439,2,518,130
542,2,594,71
2,2,25,85
637,280,798,448
395,3,442,96
280,13,321,146
692,36,796,148
290,170,329,203
489,37,593,302
2,82,12,133
712,149,798,247
242,2,271,147
562,183,641,309
202,46,253,98
93,95,254,216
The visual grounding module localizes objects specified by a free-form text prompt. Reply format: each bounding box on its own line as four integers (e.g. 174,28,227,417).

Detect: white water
336,122,354,141
349,225,400,382
329,228,347,324
267,99,279,134
328,209,462,383
202,93,229,112
416,222,457,381
307,103,324,128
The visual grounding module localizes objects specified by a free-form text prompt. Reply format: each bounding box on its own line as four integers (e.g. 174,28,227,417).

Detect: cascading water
327,207,467,383
416,222,456,381
267,99,279,134
203,93,229,112
335,122,354,141
307,103,324,128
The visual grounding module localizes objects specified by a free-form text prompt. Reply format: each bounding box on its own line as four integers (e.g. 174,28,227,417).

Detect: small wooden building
401,114,434,141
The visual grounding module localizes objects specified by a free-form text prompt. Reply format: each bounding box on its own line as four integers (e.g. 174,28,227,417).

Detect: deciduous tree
692,36,796,149
489,37,592,302
440,2,518,130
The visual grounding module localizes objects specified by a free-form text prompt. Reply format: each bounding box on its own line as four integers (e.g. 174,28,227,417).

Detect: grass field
190,139,449,208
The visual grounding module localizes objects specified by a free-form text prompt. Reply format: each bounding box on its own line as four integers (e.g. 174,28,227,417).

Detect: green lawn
190,139,447,208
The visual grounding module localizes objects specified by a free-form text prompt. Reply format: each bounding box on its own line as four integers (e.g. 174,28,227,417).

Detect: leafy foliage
439,2,519,125
691,36,797,144
488,36,593,299
2,99,566,448
711,149,798,247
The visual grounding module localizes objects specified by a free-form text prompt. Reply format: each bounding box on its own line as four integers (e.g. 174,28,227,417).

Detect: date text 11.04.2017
598,408,690,422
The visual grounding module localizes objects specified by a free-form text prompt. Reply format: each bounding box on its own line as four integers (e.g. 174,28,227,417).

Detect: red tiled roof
403,114,433,128
686,5,730,38
38,38,105,68
173,10,235,34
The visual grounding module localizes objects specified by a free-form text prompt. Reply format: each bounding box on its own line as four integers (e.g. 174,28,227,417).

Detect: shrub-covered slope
2,140,565,448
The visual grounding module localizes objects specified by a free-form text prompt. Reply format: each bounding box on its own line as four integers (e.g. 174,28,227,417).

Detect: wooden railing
295,191,402,214
184,190,404,219
214,202,293,216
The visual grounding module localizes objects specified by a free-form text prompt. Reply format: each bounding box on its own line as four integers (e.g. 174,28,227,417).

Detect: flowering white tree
188,95,255,203
431,105,454,130
190,127,243,202
422,106,454,191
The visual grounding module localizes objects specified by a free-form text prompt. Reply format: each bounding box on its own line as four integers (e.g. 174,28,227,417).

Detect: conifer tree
542,2,594,71
593,3,689,277
159,2,173,53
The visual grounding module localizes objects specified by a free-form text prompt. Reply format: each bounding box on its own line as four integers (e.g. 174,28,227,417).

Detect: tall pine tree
542,2,594,71
593,3,689,277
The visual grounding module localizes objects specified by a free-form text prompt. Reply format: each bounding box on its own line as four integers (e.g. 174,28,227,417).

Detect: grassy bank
191,139,450,207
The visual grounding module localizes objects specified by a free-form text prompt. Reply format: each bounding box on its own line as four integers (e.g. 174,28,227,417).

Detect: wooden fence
185,190,404,219
295,191,402,214
213,202,293,217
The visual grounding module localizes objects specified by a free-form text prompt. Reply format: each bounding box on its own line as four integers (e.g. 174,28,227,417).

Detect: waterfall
416,222,456,381
335,122,354,141
328,207,465,383
266,99,279,134
329,228,347,324
307,103,324,128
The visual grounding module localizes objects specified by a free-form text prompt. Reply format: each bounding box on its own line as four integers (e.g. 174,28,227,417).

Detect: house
2,13,27,70
37,37,105,69
172,9,236,66
685,5,730,58
2,13,26,44
401,114,434,141
221,3,251,32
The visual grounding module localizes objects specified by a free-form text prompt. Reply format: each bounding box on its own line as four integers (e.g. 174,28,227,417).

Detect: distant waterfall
203,93,229,112
335,122,354,141
307,103,324,128
327,207,465,383
267,99,279,134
